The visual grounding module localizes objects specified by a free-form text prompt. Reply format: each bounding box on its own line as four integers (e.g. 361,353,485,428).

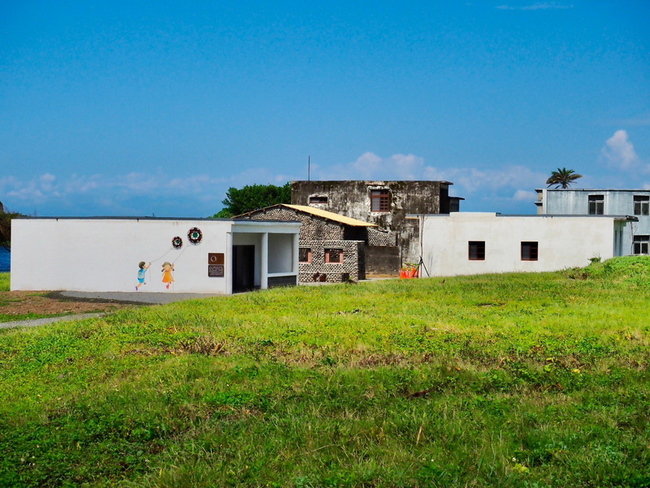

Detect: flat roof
536,188,650,192
14,216,299,224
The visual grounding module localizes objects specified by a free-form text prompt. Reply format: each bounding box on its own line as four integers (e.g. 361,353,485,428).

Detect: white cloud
424,164,545,193
601,130,640,170
513,189,537,202
316,152,426,181
496,3,573,10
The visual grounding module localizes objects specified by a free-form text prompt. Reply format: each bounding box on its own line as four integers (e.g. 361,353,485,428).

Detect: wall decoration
172,236,183,249
161,261,175,289
136,261,151,290
188,227,203,244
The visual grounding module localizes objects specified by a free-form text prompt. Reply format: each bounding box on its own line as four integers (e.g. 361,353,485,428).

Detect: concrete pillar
260,232,269,289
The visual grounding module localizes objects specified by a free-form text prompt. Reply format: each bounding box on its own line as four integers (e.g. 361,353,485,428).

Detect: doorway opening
232,245,255,292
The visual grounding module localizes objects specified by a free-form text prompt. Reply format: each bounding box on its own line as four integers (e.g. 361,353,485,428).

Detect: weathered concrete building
236,204,391,283
291,180,460,270
420,212,633,277
536,188,650,255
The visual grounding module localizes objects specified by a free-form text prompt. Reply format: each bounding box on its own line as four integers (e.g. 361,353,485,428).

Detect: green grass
0,272,9,291
0,258,649,487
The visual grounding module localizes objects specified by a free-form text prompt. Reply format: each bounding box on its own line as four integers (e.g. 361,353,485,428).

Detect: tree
212,182,292,218
0,202,24,250
546,167,583,189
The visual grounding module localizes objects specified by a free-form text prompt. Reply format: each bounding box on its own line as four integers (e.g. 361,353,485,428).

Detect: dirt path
0,290,134,320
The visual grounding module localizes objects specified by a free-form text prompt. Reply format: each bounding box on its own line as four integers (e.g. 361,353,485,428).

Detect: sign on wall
208,253,225,277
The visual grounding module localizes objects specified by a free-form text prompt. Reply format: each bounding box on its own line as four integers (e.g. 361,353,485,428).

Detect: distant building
536,188,650,255
236,204,395,283
291,180,462,268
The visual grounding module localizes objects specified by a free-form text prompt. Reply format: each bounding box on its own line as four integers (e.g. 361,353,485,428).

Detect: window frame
633,195,649,216
299,248,312,263
309,196,328,204
588,195,604,215
324,248,344,264
468,241,485,261
521,241,539,261
370,189,391,212
633,235,649,255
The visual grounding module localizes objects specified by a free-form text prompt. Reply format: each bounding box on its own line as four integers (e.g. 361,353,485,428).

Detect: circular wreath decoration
188,227,203,244
171,236,183,249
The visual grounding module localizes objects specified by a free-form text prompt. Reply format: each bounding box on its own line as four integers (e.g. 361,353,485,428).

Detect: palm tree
546,167,583,189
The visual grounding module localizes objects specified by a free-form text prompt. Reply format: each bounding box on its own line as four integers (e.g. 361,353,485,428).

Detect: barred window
299,248,312,263
521,242,539,261
324,248,344,263
370,189,391,212
468,241,485,261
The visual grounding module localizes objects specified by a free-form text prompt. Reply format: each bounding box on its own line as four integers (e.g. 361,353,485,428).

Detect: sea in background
0,247,9,272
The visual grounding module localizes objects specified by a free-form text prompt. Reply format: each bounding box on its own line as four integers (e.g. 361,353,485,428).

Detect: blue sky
1,1,648,217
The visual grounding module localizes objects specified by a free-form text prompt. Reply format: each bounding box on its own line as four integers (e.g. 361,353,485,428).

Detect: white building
536,188,650,255
11,217,300,294
419,212,633,277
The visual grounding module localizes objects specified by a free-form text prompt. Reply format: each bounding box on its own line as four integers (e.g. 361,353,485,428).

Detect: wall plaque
208,264,224,277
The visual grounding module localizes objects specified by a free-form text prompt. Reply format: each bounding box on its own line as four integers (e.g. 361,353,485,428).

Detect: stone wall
238,206,366,283
299,239,365,283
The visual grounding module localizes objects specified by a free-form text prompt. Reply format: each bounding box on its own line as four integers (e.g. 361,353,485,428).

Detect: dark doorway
233,245,255,292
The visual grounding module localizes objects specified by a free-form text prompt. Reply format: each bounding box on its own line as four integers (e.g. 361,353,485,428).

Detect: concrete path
58,291,224,305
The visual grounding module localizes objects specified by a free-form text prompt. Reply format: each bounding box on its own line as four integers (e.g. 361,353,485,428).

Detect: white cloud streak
496,3,573,10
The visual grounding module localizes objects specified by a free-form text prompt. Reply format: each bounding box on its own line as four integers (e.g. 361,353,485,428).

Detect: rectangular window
588,195,604,215
299,248,312,263
370,189,391,212
468,241,485,260
634,196,649,216
521,241,539,261
324,248,344,263
633,235,649,255
309,196,328,204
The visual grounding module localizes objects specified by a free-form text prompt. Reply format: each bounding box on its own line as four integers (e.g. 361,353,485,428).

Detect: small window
633,235,649,255
634,196,649,216
309,196,328,204
370,189,391,212
521,242,539,261
468,241,485,260
299,248,312,263
588,195,604,215
324,248,344,263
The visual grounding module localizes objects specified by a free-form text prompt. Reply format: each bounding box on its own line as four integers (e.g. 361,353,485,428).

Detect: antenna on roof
308,155,311,181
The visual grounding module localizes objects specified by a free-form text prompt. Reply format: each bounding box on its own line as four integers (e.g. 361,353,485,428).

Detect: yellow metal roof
284,205,377,227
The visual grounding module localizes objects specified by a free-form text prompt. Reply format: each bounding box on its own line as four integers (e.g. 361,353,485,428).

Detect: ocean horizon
0,247,9,272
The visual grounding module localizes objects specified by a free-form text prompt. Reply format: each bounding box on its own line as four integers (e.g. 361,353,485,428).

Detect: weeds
0,258,649,486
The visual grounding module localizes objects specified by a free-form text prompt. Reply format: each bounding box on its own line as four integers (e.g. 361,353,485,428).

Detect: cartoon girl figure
161,261,175,289
136,261,151,290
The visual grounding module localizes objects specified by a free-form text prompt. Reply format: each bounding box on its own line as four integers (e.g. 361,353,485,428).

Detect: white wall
421,213,619,277
11,219,234,293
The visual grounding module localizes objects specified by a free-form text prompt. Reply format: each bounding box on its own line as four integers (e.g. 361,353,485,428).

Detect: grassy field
0,258,649,487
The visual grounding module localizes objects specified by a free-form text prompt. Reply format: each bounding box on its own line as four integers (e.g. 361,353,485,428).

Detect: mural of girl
136,261,151,290
161,261,175,289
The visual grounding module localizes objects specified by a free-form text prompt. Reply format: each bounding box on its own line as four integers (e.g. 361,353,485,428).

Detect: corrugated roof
283,205,377,227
